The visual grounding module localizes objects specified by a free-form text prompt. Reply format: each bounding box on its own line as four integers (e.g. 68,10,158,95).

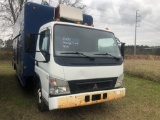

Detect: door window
39,29,50,56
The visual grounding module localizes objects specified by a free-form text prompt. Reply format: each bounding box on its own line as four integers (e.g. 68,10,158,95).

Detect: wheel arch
35,72,49,112
34,72,41,85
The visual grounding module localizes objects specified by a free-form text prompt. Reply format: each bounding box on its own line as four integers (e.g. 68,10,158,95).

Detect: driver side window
39,29,50,56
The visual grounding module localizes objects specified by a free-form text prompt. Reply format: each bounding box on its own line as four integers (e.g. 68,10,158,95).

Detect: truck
12,2,126,112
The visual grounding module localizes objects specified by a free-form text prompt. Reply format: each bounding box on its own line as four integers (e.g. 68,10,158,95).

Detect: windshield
54,24,121,58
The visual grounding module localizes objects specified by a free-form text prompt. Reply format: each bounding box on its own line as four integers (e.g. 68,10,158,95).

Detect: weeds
0,51,12,60
124,60,160,83
0,60,160,120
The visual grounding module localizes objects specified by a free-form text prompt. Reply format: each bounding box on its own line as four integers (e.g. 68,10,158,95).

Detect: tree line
125,45,160,56
1,40,160,56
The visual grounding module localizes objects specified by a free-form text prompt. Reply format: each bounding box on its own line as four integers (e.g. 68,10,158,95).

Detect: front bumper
49,87,125,110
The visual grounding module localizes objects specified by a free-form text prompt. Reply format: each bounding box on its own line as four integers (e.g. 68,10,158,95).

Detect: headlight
49,76,70,95
115,74,124,88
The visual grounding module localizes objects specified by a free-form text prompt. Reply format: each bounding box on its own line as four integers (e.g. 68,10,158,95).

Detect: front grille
68,77,117,94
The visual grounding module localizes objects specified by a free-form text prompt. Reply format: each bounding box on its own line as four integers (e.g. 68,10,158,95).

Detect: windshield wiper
94,53,121,60
61,52,94,60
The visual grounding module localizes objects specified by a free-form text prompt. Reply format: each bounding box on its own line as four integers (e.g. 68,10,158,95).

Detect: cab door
35,28,51,101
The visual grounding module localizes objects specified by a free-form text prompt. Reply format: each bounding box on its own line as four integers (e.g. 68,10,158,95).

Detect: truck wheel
36,83,48,112
12,60,16,70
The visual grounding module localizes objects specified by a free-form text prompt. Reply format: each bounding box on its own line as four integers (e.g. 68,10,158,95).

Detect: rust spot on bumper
56,88,125,109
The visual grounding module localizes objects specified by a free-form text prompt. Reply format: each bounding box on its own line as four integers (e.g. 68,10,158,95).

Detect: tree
0,0,85,36
0,39,5,49
5,39,12,48
57,0,86,9
0,39,3,44
0,0,24,30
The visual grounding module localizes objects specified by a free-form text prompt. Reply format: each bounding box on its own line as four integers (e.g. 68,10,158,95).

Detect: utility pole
134,10,140,55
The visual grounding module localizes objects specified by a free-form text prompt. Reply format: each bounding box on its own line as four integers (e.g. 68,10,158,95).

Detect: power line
138,27,160,41
139,26,160,35
142,18,160,27
141,21,160,31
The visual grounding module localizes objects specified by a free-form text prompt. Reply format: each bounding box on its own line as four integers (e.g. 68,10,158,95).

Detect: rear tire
12,59,16,70
36,83,48,112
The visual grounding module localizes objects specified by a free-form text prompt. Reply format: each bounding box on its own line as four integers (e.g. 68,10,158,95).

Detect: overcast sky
1,0,160,46
82,0,160,46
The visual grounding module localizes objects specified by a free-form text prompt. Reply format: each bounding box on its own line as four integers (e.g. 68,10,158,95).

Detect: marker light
50,79,56,85
84,23,88,26
76,21,81,24
56,18,60,22
105,27,109,30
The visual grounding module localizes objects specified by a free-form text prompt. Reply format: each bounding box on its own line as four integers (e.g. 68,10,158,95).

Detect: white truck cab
34,22,125,111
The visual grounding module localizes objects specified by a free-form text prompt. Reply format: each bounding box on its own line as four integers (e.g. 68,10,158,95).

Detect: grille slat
68,78,117,94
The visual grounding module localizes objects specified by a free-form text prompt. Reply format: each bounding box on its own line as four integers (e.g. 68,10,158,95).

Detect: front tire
36,83,48,112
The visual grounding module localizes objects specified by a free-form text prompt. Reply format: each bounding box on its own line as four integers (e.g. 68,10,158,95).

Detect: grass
0,60,160,120
125,55,160,60
124,59,160,83
0,51,12,60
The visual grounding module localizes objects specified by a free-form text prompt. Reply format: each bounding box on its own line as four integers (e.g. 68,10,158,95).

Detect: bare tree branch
19,0,24,11
8,0,16,23
57,0,86,9
0,0,86,39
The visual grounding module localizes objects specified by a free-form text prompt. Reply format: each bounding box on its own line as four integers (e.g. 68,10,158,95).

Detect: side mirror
25,34,36,52
121,43,125,58
41,51,50,63
115,37,125,58
45,52,50,62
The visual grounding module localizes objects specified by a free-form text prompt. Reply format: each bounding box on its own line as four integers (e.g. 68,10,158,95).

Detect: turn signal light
84,23,88,26
76,21,81,24
105,28,109,30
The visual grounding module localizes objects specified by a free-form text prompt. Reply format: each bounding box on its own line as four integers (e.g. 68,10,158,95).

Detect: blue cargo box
13,2,93,86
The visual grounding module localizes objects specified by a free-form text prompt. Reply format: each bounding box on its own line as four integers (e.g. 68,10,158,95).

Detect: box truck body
12,2,125,111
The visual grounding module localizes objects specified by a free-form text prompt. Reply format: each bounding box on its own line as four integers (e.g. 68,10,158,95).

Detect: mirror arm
28,51,50,63
29,53,46,62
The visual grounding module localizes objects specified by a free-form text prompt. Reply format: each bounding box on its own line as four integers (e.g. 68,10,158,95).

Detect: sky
82,0,160,46
1,0,160,46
